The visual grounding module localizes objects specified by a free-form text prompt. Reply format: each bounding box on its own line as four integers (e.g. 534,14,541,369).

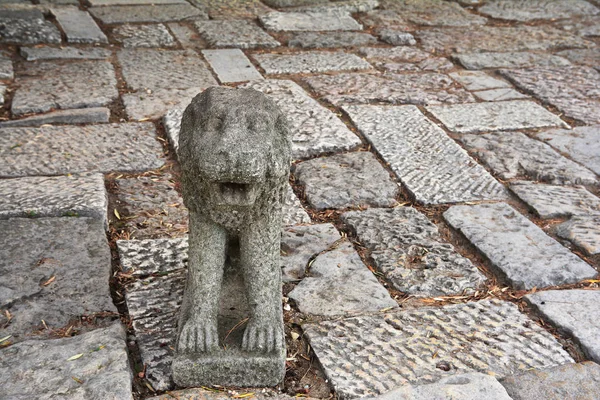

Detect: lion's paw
242,319,282,353
177,317,219,353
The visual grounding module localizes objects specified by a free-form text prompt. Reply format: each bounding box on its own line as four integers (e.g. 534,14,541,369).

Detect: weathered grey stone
90,0,186,5
555,16,600,38
357,46,430,63
148,388,307,400
254,51,372,75
20,46,112,60
343,207,486,295
0,9,61,44
344,105,506,204
454,51,571,70
201,49,263,83
164,108,183,154
0,84,5,105
0,53,13,79
192,0,274,19
51,7,108,44
294,152,399,210
0,107,110,127
113,23,176,47
449,71,511,91
458,131,599,185
510,182,600,219
537,126,600,176
557,48,600,71
11,61,118,116
427,100,567,134
262,0,319,6
304,299,574,398
194,19,279,49
286,31,377,48
479,0,599,22
473,88,528,102
243,79,361,158
378,30,416,46
380,0,487,26
378,57,454,72
292,0,378,13
259,10,362,31
526,290,600,363
501,66,600,125
444,203,597,290
0,217,116,339
123,87,202,122
0,323,133,400
557,216,600,255
0,123,164,177
500,362,600,400
89,4,207,24
167,22,202,49
282,184,311,226
288,240,397,316
118,237,187,276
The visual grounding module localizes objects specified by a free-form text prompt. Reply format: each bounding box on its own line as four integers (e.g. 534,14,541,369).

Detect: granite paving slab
20,46,112,60
166,22,201,49
378,30,416,46
253,51,372,74
291,0,378,13
11,60,118,116
0,84,6,105
89,4,207,24
163,108,182,154
357,46,430,63
113,23,176,47
283,183,312,225
377,57,454,73
0,123,164,177
536,126,600,176
242,79,361,159
288,240,398,316
194,19,279,49
473,88,528,102
556,216,600,255
454,51,571,70
0,322,133,400
360,9,409,31
304,299,574,398
444,203,597,290
148,388,312,400
0,53,13,79
380,0,487,26
344,105,505,204
0,217,116,339
51,7,108,43
122,87,202,122
293,151,399,210
557,48,600,71
201,49,263,83
192,0,273,19
554,16,600,38
448,71,511,91
526,290,600,363
0,107,110,127
90,0,186,5
285,31,377,48
262,0,320,6
458,131,599,185
342,207,486,295
0,9,61,44
427,100,568,134
259,10,362,31
479,0,599,22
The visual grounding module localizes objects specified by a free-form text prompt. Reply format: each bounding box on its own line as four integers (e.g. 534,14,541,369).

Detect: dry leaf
114,209,121,220
72,376,84,384
0,335,11,343
67,353,84,361
42,275,56,286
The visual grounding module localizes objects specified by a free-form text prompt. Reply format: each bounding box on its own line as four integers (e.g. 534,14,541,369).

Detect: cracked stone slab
0,217,116,340
242,79,361,159
0,123,164,177
458,131,599,185
0,107,110,127
194,19,279,49
0,9,61,44
11,60,118,116
259,10,362,31
304,299,574,399
293,151,399,210
51,7,108,44
342,207,486,296
0,322,133,400
454,51,572,70
557,216,600,255
510,182,600,219
427,100,567,134
253,51,372,74
501,66,600,125
113,23,176,47
20,46,112,60
444,203,597,290
0,53,13,79
305,72,475,106
288,240,397,316
448,71,511,91
286,31,377,48
557,48,600,71
201,49,263,83
89,4,207,24
473,88,528,102
536,126,600,176
344,105,506,204
380,0,487,26
526,290,600,363
479,0,599,22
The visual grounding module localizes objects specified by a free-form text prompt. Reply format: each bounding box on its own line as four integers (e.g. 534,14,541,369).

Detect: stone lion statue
176,86,292,355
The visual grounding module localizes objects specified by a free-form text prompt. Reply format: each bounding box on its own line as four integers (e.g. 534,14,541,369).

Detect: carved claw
177,317,219,353
242,319,282,353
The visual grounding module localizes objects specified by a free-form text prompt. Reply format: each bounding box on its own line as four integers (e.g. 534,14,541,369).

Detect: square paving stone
458,131,599,185
444,203,597,290
344,105,506,204
259,10,362,31
11,60,118,116
0,123,164,177
303,299,574,399
89,4,207,23
0,107,110,127
426,100,568,134
285,31,377,48
113,23,176,47
292,0,378,13
253,51,372,74
473,88,528,102
194,19,279,49
0,323,133,399
536,126,600,176
192,0,273,19
20,46,113,60
448,71,511,91
355,46,455,72
479,0,599,22
293,151,399,210
380,0,487,26
342,207,486,296
51,7,108,43
556,215,600,255
454,51,572,70
526,290,600,363
0,9,61,44
201,49,263,83
0,217,116,340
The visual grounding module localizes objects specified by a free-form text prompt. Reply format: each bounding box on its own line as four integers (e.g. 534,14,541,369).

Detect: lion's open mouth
217,182,258,206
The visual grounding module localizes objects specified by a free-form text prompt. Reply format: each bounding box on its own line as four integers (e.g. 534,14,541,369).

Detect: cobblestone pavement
1,0,599,399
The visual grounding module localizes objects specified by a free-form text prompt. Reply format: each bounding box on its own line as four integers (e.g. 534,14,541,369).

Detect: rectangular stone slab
51,7,108,43
202,49,263,83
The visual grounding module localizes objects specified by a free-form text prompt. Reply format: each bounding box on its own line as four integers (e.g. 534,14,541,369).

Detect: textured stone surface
454,51,571,70
288,241,397,316
148,388,308,400
381,0,487,26
306,72,475,106
0,10,61,44
449,71,510,91
342,207,486,295
557,48,600,71
427,100,567,134
555,16,600,38
0,53,13,79
499,362,600,400
11,60,118,116
479,0,599,22
117,237,187,276
282,184,311,226
473,88,528,102
202,49,263,83
90,0,186,5
377,57,454,73
0,123,164,177
20,46,112,60
164,108,183,154
242,79,361,159
166,22,201,49
379,30,416,46
536,126,600,176
194,19,279,49
344,105,505,204
292,0,378,13
458,131,599,185
286,31,377,48
193,0,273,19
444,203,596,290
0,323,133,399
557,216,600,255
0,107,110,127
0,217,116,339
501,66,600,125
294,152,398,210
510,182,600,219
51,7,108,44
89,4,207,24
113,23,176,47
259,10,362,31
356,46,430,62
123,87,202,122
0,84,5,105
526,290,600,363
253,51,372,74
304,299,573,398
